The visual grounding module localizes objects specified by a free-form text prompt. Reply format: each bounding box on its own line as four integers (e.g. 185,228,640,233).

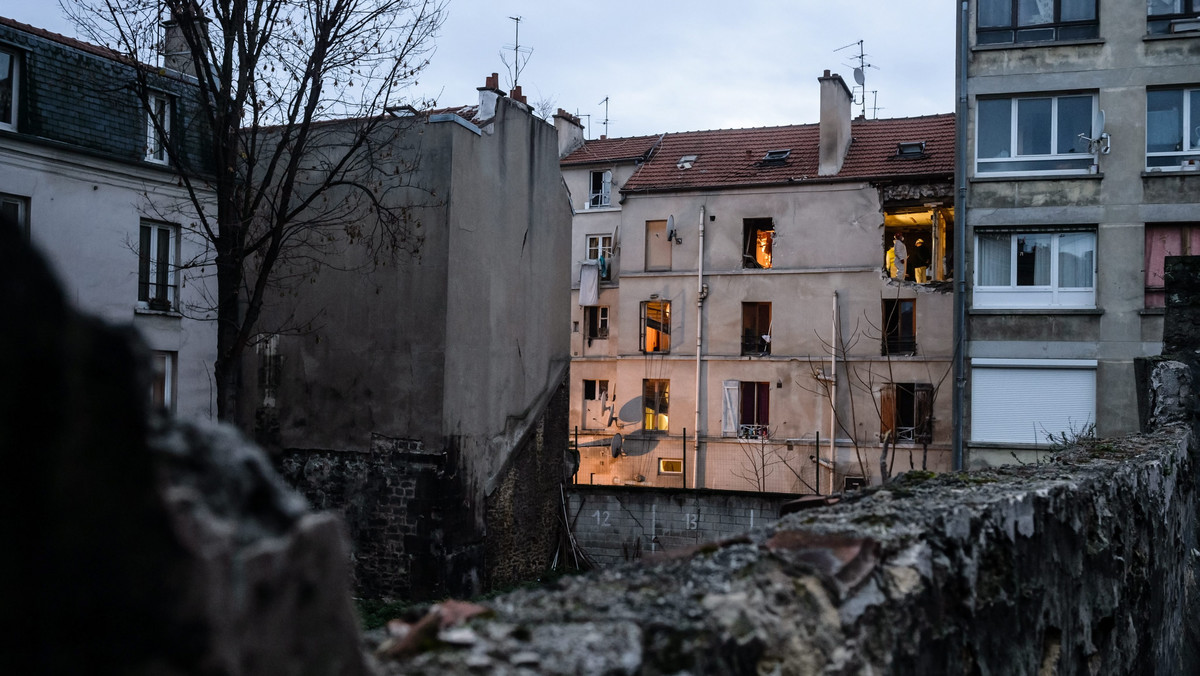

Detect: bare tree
731,432,783,493
62,0,447,420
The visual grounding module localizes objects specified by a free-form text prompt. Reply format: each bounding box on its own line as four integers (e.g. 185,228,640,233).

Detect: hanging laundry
597,253,608,280
579,261,599,306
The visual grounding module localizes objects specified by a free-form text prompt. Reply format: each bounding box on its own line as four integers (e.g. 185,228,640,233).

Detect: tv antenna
574,110,593,139
834,39,879,118
598,96,610,137
500,16,532,89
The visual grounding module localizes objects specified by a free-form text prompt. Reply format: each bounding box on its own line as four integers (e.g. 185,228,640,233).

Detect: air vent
676,154,698,170
761,148,791,163
896,141,926,159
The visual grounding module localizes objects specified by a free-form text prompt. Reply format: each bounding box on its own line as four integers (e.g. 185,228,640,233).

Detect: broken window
589,170,611,207
645,219,672,271
741,302,771,355
151,350,176,412
586,234,613,280
882,298,916,355
880,383,933,443
643,379,669,432
138,220,178,311
1145,223,1200,308
641,300,670,353
743,218,774,268
583,379,610,430
584,305,609,340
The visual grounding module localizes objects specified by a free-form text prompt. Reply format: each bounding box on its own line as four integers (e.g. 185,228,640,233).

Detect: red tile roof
560,134,663,166
563,114,954,194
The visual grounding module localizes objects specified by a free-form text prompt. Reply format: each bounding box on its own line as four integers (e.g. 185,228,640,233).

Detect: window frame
742,218,775,269
975,94,1097,176
1146,86,1200,171
973,228,1096,309
0,46,18,132
138,221,179,312
589,170,612,208
1144,223,1200,308
642,378,669,432
1147,0,1200,35
741,301,772,355
0,193,29,240
658,458,683,475
976,0,1099,45
882,298,917,355
584,305,609,339
145,92,172,164
585,233,613,280
640,299,671,353
970,358,1097,444
151,350,177,412
880,382,933,444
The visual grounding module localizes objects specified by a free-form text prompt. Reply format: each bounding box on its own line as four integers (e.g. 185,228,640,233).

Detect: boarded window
645,219,672,271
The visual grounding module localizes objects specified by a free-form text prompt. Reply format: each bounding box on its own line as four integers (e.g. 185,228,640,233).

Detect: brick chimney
818,69,853,176
554,108,585,158
477,72,505,121
509,85,528,105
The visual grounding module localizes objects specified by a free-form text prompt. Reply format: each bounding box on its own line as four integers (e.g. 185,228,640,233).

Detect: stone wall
377,421,1200,674
566,486,803,566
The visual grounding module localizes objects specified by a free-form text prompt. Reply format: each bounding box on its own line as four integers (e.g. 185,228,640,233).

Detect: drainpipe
952,0,969,471
829,289,838,495
692,205,706,490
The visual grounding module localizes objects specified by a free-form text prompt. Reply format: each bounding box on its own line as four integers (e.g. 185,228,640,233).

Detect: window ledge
135,307,183,318
970,172,1101,183
970,308,1103,316
1142,169,1200,178
1143,32,1200,43
972,37,1105,52
1139,307,1165,316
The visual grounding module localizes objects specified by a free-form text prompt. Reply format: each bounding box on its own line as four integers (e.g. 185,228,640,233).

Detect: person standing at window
890,233,907,280
911,237,930,283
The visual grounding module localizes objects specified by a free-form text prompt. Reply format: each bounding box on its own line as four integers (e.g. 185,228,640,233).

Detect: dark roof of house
562,113,954,193
560,134,662,166
0,15,123,61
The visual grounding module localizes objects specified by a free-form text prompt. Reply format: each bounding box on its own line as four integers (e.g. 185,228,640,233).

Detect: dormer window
0,47,18,132
761,149,791,163
676,154,697,170
896,141,926,159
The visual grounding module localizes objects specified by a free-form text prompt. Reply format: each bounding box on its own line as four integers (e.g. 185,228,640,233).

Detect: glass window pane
979,0,1013,27
1148,0,1183,17
1190,90,1200,150
978,99,1013,159
1016,234,1051,286
1058,233,1095,288
1147,90,1184,153
979,234,1013,286
1057,96,1093,154
1018,0,1055,25
1061,0,1096,21
0,51,12,125
1017,98,1052,156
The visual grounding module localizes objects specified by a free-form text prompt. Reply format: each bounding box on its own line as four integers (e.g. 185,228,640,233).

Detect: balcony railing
738,424,768,440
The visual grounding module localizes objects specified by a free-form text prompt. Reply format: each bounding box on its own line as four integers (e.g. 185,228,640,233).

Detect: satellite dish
1095,109,1106,136
853,67,865,86
610,433,623,458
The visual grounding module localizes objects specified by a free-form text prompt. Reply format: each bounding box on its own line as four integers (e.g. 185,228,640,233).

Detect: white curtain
1058,233,1095,288
978,234,1012,286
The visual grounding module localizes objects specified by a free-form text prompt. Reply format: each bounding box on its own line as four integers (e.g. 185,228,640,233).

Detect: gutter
952,0,969,471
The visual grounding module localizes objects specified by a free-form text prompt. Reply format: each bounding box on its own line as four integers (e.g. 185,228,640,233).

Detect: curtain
978,233,1012,286
1057,233,1095,288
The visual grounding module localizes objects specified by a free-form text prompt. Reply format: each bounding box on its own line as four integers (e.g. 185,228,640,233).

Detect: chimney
554,108,585,158
818,69,853,176
477,72,505,121
509,85,528,105
161,2,208,76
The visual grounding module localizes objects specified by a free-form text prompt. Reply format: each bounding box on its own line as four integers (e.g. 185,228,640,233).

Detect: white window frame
138,221,179,311
658,458,683,475
589,170,612,208
970,358,1096,445
1146,87,1200,171
586,233,613,262
146,93,171,164
975,94,1096,176
0,46,18,132
973,229,1096,309
585,305,609,339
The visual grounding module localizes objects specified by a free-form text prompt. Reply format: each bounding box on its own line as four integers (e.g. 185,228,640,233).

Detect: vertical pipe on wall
952,0,969,471
692,205,706,490
829,289,838,495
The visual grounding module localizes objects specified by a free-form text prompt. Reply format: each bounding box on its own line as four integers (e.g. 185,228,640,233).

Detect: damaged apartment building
245,76,572,599
557,71,955,494
958,0,1200,465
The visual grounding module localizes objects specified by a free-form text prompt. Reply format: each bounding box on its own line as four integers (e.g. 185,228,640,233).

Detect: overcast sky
8,1,956,138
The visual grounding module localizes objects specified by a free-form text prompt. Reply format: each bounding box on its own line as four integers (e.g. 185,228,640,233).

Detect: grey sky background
5,1,956,138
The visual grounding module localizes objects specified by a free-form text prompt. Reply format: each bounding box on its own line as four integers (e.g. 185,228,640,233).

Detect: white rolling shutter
971,363,1096,444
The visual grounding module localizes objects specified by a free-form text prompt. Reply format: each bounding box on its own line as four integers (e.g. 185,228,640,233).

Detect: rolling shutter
971,366,1095,444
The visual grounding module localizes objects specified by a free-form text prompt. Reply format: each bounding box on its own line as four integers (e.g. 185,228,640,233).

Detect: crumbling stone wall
566,486,803,566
